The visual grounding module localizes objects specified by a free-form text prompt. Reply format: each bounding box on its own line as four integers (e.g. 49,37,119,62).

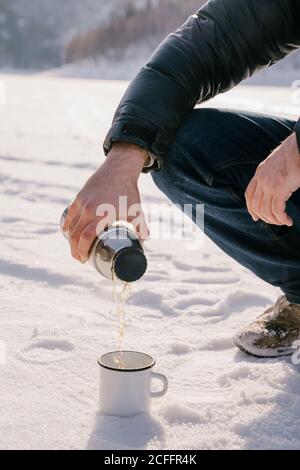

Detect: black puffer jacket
103,0,300,171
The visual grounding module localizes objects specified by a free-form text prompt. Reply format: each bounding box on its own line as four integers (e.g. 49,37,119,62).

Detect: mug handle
150,372,168,398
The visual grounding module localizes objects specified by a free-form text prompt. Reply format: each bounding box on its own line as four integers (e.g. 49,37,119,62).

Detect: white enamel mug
98,351,168,417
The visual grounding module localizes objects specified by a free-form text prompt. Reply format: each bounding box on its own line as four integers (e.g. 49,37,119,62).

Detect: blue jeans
152,108,300,304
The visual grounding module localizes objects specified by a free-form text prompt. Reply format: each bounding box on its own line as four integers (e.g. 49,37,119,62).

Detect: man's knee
172,107,221,151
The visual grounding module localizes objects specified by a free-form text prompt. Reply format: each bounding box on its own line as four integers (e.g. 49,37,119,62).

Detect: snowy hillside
1,75,300,449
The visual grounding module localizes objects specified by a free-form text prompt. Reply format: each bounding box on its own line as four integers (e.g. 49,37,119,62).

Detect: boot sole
233,337,294,359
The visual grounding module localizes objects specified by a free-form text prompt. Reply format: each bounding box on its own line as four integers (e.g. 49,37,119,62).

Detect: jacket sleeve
103,0,300,171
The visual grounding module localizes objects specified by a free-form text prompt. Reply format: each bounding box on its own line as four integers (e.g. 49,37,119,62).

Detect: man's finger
269,196,286,225
260,193,281,225
245,178,257,218
135,218,150,242
78,219,105,262
74,210,115,262
272,198,293,227
63,201,79,232
245,178,259,221
69,210,95,261
249,186,263,222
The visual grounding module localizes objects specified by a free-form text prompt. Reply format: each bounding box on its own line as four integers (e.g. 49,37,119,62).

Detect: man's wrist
282,133,300,172
107,142,149,176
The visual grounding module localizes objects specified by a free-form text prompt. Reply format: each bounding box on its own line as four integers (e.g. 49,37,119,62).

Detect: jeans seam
226,186,244,206
210,161,261,187
214,160,261,173
207,175,214,186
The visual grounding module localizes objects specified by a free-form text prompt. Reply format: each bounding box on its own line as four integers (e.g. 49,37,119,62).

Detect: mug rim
98,350,155,372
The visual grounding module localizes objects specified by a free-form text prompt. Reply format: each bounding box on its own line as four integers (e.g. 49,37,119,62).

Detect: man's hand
245,133,300,227
63,142,149,263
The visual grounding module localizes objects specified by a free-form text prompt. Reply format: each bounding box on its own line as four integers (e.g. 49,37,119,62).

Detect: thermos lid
113,247,147,283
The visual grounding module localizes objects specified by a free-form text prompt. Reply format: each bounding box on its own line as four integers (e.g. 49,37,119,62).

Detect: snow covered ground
1,75,300,450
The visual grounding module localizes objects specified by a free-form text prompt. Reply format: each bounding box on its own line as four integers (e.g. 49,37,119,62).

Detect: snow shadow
87,412,165,450
0,258,88,289
0,154,95,171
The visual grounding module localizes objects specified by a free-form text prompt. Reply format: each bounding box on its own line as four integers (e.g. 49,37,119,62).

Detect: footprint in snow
198,336,234,352
201,290,271,323
174,296,216,311
161,403,203,425
167,342,192,355
16,336,74,365
218,365,260,387
143,273,168,282
173,259,230,273
183,275,240,285
128,289,176,316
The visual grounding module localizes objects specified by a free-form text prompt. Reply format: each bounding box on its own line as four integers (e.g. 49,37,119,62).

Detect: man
63,0,300,358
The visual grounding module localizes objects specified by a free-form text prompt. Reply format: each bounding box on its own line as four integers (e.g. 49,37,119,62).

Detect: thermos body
60,207,147,283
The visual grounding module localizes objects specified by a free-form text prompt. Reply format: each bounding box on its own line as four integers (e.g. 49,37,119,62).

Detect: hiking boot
233,295,300,358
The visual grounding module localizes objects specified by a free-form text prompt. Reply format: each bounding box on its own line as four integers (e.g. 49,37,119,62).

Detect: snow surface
1,75,300,450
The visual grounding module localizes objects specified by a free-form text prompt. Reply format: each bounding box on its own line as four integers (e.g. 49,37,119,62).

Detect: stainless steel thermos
60,207,147,283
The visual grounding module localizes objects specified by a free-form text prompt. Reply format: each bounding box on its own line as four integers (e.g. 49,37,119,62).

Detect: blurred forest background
0,0,300,81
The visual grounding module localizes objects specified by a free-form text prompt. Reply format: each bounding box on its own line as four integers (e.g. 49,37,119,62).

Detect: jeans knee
152,108,221,191
173,108,221,150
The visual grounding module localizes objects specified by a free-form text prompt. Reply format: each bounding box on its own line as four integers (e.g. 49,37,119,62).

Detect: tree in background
126,1,137,18
64,0,207,64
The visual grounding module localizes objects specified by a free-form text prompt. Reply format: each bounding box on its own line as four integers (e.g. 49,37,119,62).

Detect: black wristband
294,118,300,153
